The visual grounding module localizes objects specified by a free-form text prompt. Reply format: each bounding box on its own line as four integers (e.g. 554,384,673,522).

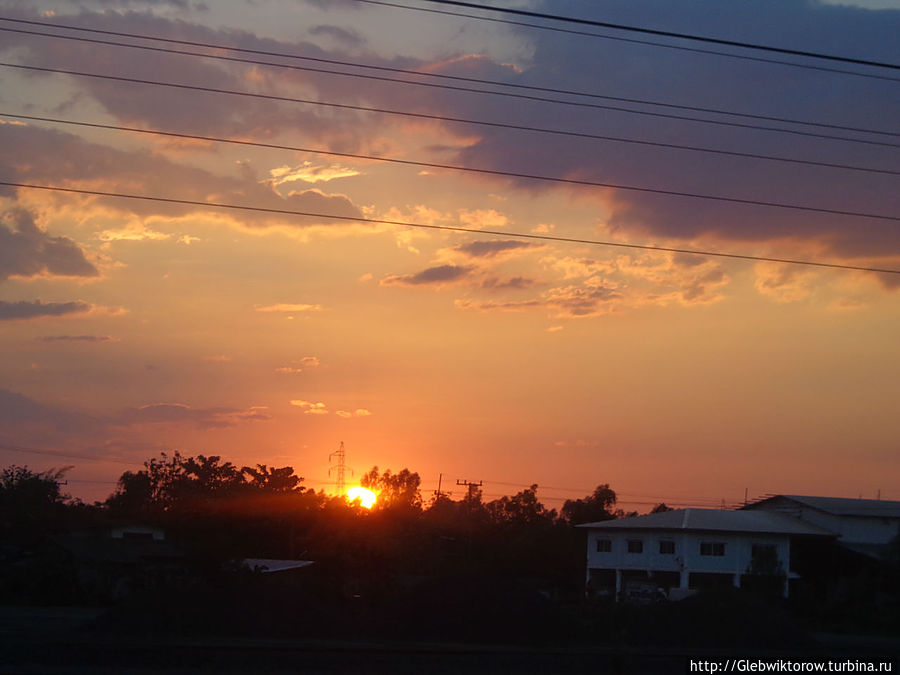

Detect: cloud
276,356,320,374
381,264,473,286
0,388,269,458
268,162,360,186
827,298,866,311
427,3,899,261
290,400,329,414
97,223,170,243
459,209,509,230
309,24,365,47
553,439,602,449
1,207,98,281
0,388,97,434
542,283,624,317
480,276,535,290
114,403,270,429
38,335,116,343
542,256,616,280
0,124,365,230
754,263,817,303
255,303,323,313
454,240,538,258
457,279,622,318
0,300,92,320
335,408,372,418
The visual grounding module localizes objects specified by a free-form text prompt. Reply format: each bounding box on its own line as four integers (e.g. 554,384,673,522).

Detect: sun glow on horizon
346,486,377,509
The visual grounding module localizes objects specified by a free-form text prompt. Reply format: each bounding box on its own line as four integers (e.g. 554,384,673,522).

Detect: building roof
241,558,314,573
746,495,900,519
576,508,835,536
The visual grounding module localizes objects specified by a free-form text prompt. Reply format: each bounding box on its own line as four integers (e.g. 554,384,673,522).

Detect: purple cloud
0,300,92,320
381,264,473,286
455,240,538,258
38,335,116,342
0,207,98,281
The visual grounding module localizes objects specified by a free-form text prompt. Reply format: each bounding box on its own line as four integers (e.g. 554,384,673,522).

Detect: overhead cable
0,443,138,466
352,0,900,83
1,21,897,146
3,181,898,275
5,60,900,182
416,0,900,71
6,111,898,185
2,113,898,218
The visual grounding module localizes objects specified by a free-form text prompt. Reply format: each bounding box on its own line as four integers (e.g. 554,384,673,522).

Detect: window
596,538,612,553
659,540,675,555
627,539,643,554
700,541,725,556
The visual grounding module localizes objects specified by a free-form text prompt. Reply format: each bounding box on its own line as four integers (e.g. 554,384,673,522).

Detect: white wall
586,530,790,576
748,498,900,545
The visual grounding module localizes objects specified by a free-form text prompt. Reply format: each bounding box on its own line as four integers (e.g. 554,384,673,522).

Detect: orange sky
1,0,898,509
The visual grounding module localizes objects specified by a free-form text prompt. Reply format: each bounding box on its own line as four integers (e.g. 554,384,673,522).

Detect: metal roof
746,495,900,519
241,558,315,573
576,508,835,536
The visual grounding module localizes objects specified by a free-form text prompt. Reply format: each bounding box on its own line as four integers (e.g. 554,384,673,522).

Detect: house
741,495,900,560
52,524,187,601
578,508,834,601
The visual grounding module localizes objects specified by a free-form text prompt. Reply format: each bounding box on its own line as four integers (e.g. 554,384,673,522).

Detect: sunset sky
1,0,898,509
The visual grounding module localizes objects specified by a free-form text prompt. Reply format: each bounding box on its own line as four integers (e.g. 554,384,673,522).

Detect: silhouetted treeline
4,457,895,644
0,455,622,602
97,453,623,582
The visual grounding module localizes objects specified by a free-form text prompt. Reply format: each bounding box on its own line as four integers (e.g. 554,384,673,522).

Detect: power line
4,66,900,213
416,0,900,71
2,22,897,147
7,103,896,223
0,442,139,466
353,0,900,83
479,480,746,505
10,61,899,171
7,111,899,215
3,181,898,275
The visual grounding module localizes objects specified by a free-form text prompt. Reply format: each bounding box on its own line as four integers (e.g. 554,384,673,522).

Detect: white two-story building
578,508,834,600
742,495,900,560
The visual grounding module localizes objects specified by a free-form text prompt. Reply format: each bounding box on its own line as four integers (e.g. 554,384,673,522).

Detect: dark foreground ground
0,606,897,675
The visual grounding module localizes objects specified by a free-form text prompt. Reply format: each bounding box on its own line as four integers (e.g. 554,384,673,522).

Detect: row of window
595,538,726,556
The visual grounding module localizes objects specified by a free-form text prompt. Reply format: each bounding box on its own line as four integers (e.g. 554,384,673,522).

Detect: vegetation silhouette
1,454,896,646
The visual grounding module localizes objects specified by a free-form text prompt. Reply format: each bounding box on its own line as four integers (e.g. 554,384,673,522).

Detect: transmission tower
329,441,349,495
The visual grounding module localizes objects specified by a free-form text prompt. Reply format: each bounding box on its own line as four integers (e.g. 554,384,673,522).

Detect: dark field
1,605,897,675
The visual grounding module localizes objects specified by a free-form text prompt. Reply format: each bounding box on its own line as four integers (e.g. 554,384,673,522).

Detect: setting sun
346,486,377,509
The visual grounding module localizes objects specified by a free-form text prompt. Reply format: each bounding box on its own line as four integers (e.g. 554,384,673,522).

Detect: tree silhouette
106,452,304,518
241,464,303,493
361,466,422,511
560,484,617,525
0,465,71,544
486,484,556,527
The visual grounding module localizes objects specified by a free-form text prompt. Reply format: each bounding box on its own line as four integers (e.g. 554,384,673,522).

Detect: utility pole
456,479,482,504
329,441,348,496
456,479,482,564
433,473,451,501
